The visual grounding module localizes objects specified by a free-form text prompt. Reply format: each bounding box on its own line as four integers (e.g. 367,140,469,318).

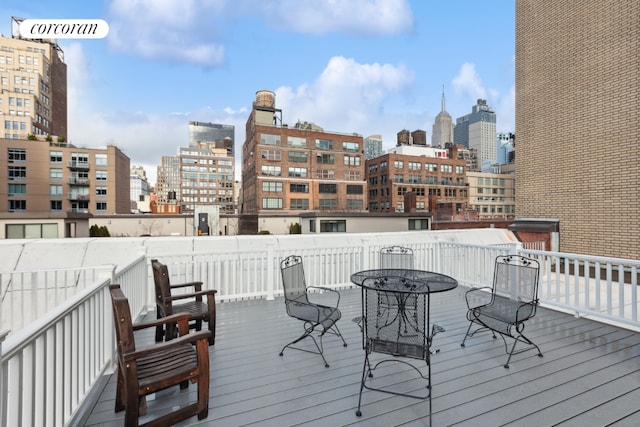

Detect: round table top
350,268,458,294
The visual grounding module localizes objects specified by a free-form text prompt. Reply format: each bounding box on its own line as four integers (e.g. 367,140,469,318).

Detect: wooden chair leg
114,367,125,412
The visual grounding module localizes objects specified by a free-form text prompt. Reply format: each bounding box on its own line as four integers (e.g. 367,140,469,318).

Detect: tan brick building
0,137,130,216
515,0,639,259
365,145,467,220
466,171,515,220
1,26,67,139
241,90,366,216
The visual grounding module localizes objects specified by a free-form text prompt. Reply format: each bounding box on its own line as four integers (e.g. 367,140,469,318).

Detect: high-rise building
496,132,515,165
515,0,639,259
154,156,181,214
431,88,454,147
1,17,67,139
0,137,130,215
453,99,497,169
130,166,149,204
241,90,366,216
188,121,234,156
364,134,384,160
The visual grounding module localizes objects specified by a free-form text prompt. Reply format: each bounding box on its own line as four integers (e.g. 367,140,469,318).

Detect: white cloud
452,63,486,100
259,0,414,35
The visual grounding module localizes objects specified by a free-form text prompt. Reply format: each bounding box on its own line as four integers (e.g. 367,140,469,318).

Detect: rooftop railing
1,233,639,426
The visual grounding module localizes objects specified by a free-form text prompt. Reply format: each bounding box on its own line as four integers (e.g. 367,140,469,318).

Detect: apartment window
319,183,337,193
425,176,438,185
393,174,404,183
346,199,363,209
445,188,457,197
6,223,58,239
288,167,307,177
416,201,425,210
316,169,334,179
95,153,107,167
369,164,378,174
317,153,334,164
320,219,345,232
262,198,283,209
290,183,309,193
315,139,333,150
394,160,404,169
261,165,281,176
8,182,26,196
343,155,360,166
409,219,429,230
287,136,306,148
425,163,438,172
343,170,360,181
96,171,107,181
8,148,26,161
342,141,359,152
290,199,309,209
456,165,464,174
346,184,363,194
4,121,9,129
262,181,283,192
441,164,453,173
71,152,89,163
50,185,63,196
408,175,421,184
413,188,425,196
9,166,26,179
408,162,422,170
441,177,453,185
9,200,26,211
261,149,281,160
477,177,483,185
96,202,107,211
50,200,62,211
96,186,107,196
397,186,407,195
429,188,441,196
49,168,62,180
288,151,307,163
260,134,281,145
319,199,337,210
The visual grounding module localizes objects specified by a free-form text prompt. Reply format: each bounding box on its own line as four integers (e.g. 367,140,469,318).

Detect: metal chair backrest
492,255,540,303
380,246,414,269
280,255,310,305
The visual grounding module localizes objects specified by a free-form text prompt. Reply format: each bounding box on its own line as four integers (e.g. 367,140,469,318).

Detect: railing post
0,328,9,427
266,243,275,300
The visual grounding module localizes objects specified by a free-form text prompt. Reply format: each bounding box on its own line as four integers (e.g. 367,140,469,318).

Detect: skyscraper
364,134,384,160
431,88,453,148
453,99,497,171
1,17,67,139
515,0,639,259
188,121,235,156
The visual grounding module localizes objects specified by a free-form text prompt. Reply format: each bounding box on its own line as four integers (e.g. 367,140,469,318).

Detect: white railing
1,236,639,427
0,255,148,427
0,266,115,336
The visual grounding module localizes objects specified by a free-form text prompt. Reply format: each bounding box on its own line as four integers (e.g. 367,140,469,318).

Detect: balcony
1,230,640,426
67,160,90,170
68,177,90,186
67,193,90,201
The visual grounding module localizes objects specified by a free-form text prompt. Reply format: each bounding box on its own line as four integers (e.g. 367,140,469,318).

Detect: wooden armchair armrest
123,329,211,362
132,312,192,332
170,281,204,291
168,289,217,302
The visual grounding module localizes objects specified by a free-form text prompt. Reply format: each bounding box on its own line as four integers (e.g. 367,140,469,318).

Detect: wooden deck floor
84,286,640,427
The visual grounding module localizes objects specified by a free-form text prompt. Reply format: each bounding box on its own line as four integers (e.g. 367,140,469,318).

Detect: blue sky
0,1,515,185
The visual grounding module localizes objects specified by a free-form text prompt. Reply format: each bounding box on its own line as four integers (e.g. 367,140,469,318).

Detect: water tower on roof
253,90,282,126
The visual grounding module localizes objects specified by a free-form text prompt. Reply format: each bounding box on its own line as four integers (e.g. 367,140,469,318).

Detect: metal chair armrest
464,286,492,309
307,285,341,307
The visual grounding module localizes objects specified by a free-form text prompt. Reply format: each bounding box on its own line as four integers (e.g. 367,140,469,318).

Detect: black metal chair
355,276,443,419
461,255,543,368
379,246,416,332
279,255,347,368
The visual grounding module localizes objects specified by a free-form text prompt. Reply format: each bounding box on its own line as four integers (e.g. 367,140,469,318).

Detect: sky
0,0,515,186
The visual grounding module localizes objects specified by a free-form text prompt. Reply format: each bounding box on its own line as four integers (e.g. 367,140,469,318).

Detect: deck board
83,286,640,427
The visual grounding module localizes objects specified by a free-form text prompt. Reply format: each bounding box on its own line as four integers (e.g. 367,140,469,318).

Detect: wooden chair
460,255,543,368
279,255,347,367
109,284,210,426
151,259,217,346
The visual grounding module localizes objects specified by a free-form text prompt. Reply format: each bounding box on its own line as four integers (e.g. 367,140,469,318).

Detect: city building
364,134,384,160
188,121,235,156
453,99,497,169
397,129,427,146
154,156,181,214
241,90,366,220
431,88,454,148
466,171,515,220
178,143,235,214
0,136,130,237
1,17,67,139
496,132,515,165
365,144,467,223
515,0,639,259
130,165,149,205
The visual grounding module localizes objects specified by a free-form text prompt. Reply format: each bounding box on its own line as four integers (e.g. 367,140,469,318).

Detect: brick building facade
516,0,639,259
